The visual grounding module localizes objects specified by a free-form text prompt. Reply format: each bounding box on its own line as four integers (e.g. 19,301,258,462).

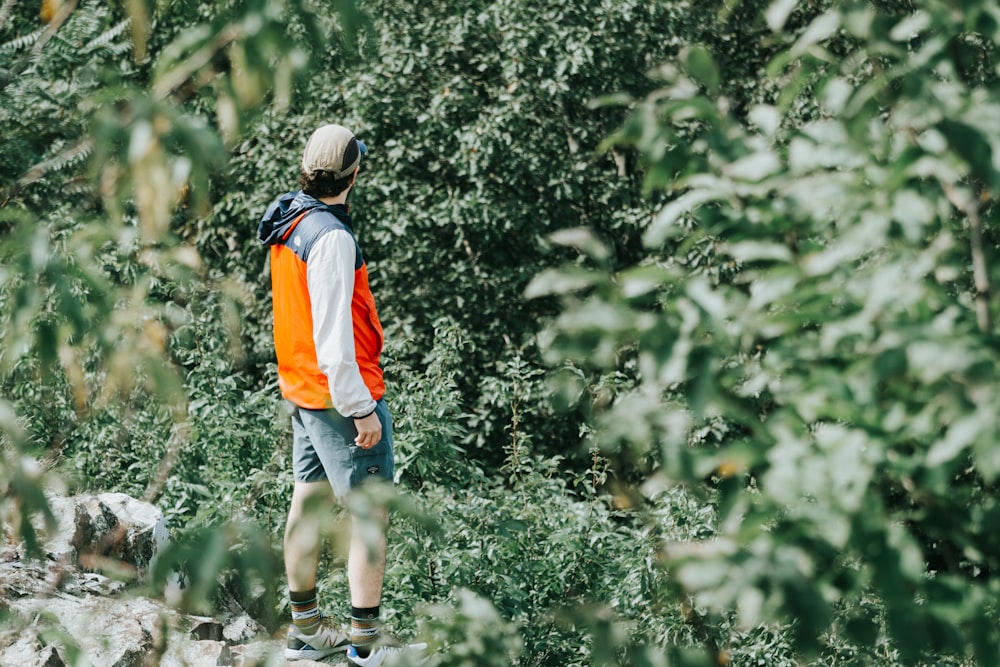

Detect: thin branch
151,23,240,100
967,195,991,335
944,182,992,335
142,419,189,506
0,138,93,207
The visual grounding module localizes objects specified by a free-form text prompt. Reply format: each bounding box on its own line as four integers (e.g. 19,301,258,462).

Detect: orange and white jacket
258,191,384,417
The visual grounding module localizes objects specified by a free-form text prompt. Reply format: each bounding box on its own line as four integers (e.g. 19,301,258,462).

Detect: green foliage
537,0,1000,664
148,518,281,626
6,0,1000,666
380,464,686,667
203,0,701,468
418,589,524,667
387,319,473,488
349,0,662,360
0,3,351,636
47,288,286,529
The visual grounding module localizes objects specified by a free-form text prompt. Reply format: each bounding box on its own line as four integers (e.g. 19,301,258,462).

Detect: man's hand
354,412,382,449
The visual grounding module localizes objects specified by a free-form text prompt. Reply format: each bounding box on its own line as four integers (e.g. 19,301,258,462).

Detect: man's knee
289,481,335,522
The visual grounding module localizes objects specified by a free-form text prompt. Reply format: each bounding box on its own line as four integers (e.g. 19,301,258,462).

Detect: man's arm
306,229,380,431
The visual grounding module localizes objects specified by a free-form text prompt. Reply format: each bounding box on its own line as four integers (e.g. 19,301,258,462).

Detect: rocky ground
0,492,350,667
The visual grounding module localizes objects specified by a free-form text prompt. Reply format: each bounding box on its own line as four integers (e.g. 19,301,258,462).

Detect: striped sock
350,606,380,658
290,588,322,634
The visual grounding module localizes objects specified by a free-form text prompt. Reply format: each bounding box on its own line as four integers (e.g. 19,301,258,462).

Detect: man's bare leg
347,508,387,656
283,480,356,659
284,480,334,592
347,509,387,606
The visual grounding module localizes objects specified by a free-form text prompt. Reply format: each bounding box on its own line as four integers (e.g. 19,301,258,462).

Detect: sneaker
285,620,352,661
346,641,430,666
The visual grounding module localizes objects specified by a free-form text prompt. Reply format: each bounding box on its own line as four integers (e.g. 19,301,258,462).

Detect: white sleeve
306,230,377,418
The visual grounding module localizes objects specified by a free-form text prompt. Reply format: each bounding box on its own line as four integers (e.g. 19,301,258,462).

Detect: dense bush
4,0,1000,666
536,0,1000,664
203,0,703,470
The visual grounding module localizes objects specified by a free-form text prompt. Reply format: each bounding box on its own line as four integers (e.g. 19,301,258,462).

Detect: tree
536,0,1000,663
0,0,353,570
12,0,1000,664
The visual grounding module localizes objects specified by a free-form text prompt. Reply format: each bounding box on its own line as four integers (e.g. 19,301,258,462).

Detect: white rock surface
2,492,343,667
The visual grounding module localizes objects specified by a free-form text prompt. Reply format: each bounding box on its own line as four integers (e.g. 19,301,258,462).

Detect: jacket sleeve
306,229,378,418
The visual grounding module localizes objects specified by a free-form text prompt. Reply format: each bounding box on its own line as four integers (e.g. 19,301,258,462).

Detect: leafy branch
0,0,78,94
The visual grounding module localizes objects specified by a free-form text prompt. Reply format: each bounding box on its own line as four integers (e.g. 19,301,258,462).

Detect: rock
161,638,233,667
0,559,50,599
190,616,226,641
75,570,127,597
7,593,174,666
0,557,127,603
0,635,65,667
93,492,170,570
42,496,79,563
39,644,66,667
230,640,282,666
0,492,350,667
28,492,169,575
223,614,264,644
71,492,169,573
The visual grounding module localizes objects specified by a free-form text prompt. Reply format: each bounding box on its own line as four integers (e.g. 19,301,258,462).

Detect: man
258,124,424,666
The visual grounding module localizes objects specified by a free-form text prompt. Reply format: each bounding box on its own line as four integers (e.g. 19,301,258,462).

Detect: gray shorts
290,399,394,498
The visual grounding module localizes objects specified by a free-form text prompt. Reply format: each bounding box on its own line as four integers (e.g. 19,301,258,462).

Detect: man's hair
299,169,354,199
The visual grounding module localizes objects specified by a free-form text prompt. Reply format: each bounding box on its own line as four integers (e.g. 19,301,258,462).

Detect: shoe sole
285,645,351,661
346,643,430,666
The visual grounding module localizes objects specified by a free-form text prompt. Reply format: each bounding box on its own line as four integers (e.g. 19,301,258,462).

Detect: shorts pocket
350,439,394,487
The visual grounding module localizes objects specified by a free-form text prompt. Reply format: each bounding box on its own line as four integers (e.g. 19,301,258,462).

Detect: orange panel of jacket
270,211,385,411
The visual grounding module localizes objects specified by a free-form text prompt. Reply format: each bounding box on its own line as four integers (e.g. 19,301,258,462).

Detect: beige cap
301,124,367,179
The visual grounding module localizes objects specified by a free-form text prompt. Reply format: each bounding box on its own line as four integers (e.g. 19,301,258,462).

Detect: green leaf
722,241,792,263
546,227,610,261
523,268,602,299
723,151,781,181
939,119,996,185
748,104,782,136
682,46,720,94
765,0,799,33
645,189,726,247
618,265,674,298
926,413,980,467
889,10,932,42
790,11,840,57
